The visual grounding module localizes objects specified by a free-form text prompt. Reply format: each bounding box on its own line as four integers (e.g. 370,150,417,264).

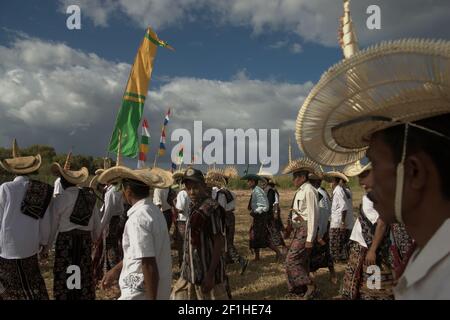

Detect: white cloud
0,35,312,168
58,0,450,47
290,43,303,54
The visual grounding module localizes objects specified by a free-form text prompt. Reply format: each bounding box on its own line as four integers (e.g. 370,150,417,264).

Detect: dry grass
40,186,363,300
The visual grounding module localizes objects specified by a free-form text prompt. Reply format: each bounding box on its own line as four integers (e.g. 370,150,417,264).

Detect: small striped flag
137,118,150,168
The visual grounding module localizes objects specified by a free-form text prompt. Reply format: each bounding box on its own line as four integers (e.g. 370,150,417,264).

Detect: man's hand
100,262,122,290
201,273,215,294
317,238,326,246
339,222,346,231
365,249,377,267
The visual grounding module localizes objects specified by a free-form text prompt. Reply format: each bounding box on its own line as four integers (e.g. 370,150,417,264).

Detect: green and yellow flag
108,27,173,157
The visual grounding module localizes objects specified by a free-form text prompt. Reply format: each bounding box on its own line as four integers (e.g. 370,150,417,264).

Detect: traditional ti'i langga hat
323,171,349,183
0,139,42,175
295,0,450,222
50,151,89,185
89,157,112,190
205,168,227,188
343,160,372,178
282,157,321,176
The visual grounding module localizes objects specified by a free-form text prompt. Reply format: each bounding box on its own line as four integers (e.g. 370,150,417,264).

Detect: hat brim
282,158,321,175
51,162,89,185
98,166,173,189
241,174,261,181
0,155,42,175
343,161,372,177
324,171,349,183
296,39,450,167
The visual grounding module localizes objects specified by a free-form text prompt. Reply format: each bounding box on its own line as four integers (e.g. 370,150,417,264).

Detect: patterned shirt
180,197,226,285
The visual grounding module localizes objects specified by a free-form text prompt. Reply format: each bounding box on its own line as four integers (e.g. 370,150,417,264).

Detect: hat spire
339,0,359,59
288,137,292,164
12,139,19,158
64,150,72,170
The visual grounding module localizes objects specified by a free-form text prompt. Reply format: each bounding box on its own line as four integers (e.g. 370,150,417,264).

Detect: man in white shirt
309,174,336,284
367,116,450,300
206,170,248,275
153,187,174,233
0,140,52,300
341,161,393,300
49,160,101,300
174,187,189,267
100,166,173,300
282,158,320,299
99,183,125,271
327,172,351,262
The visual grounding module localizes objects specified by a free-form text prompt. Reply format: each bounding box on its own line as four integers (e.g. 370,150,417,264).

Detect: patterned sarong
285,220,311,294
0,254,49,300
53,230,95,300
329,228,349,262
249,213,271,249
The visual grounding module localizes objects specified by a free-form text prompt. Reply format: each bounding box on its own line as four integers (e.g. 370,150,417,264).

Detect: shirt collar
13,176,29,182
127,198,149,217
401,218,450,288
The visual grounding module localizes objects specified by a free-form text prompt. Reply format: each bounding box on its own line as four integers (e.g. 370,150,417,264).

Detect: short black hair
293,170,309,180
122,178,150,199
380,114,450,200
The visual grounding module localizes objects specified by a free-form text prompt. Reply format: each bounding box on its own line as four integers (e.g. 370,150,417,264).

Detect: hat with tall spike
0,139,42,174
51,150,89,185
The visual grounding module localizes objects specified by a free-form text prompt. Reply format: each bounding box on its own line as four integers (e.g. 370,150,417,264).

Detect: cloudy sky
1,0,450,173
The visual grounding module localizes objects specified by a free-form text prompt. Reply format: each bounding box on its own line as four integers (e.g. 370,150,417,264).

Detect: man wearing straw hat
0,139,53,300
308,172,337,285
99,166,173,300
341,161,393,300
172,169,189,268
242,172,282,262
282,158,320,299
48,153,101,300
205,168,248,275
295,30,450,297
171,168,228,300
258,171,287,255
325,171,352,262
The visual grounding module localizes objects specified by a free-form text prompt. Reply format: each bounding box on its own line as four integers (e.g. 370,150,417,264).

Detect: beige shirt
394,219,450,300
292,181,319,243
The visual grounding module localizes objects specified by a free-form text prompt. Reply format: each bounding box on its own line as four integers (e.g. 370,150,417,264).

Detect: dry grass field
40,187,363,300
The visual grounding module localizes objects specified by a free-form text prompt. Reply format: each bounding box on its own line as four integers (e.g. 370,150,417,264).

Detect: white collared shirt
292,181,319,243
0,176,52,259
212,187,236,212
175,190,190,222
394,219,450,300
330,185,349,229
153,188,172,212
48,186,101,245
317,187,331,240
53,177,64,197
100,184,124,234
119,198,172,300
350,195,379,248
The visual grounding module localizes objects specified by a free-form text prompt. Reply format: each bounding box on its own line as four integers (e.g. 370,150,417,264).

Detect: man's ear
405,154,428,191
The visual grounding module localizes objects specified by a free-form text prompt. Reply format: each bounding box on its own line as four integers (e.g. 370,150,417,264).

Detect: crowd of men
0,137,441,300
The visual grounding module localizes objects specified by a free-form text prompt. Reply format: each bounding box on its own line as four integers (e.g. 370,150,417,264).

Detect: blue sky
1,0,450,173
